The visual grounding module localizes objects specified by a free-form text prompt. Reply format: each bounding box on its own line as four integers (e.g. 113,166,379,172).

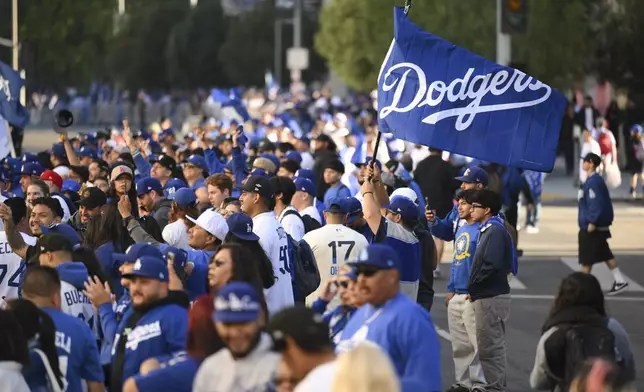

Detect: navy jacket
578,173,614,230
468,220,512,301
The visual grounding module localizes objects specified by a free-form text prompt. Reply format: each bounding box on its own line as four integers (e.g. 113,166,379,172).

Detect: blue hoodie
339,293,442,392
448,222,479,294
311,298,356,346
56,262,100,338
99,291,132,365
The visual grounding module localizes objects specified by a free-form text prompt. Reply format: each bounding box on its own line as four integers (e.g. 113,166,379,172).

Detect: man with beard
69,188,107,232
110,255,188,391
193,282,279,392
136,177,172,231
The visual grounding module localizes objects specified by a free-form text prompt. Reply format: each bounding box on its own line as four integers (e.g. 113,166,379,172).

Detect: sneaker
631,188,637,199
607,281,629,295
446,385,470,392
516,249,524,258
433,269,442,279
526,225,540,234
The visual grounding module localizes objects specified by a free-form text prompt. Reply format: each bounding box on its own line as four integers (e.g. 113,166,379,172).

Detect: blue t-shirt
133,353,200,392
448,223,479,294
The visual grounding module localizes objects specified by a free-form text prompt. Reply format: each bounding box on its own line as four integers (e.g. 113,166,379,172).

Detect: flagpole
371,0,412,177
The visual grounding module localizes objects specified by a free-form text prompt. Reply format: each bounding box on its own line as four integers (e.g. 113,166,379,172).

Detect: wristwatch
122,216,135,227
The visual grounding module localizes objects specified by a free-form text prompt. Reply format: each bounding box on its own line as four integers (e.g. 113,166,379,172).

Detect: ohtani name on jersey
64,290,91,307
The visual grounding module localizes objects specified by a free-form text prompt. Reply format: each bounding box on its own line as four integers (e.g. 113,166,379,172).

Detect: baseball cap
39,224,81,248
123,256,169,283
352,155,382,169
171,188,197,208
345,197,363,223
242,175,275,201
294,169,315,182
113,243,164,264
134,130,151,140
249,168,269,178
630,124,643,135
226,213,260,241
51,143,66,158
21,153,39,163
164,178,187,198
267,306,331,352
184,155,208,172
38,233,75,254
163,246,187,281
583,152,602,167
259,154,280,170
213,282,262,323
20,162,45,176
62,180,81,194
455,166,488,186
39,170,63,190
136,177,163,196
152,155,177,172
385,196,419,222
325,198,347,214
283,151,302,163
186,209,229,240
78,187,107,209
110,164,134,181
390,187,418,205
293,177,316,197
78,146,97,159
349,243,400,272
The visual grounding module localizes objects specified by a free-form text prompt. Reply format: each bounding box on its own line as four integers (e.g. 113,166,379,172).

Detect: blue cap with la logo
226,213,260,241
122,256,168,282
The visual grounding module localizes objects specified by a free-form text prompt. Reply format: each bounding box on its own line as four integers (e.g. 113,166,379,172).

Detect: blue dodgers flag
210,88,251,122
0,61,29,128
377,7,567,172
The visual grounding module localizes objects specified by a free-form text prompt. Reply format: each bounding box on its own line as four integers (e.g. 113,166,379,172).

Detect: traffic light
501,0,528,35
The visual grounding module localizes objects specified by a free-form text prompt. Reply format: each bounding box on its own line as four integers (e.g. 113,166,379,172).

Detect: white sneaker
433,269,441,279
631,190,637,199
526,225,539,234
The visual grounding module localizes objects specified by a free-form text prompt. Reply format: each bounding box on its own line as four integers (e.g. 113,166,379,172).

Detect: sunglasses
356,267,381,277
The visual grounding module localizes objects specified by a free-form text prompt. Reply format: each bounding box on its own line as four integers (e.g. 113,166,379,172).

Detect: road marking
434,293,644,302
508,275,527,290
561,257,644,292
435,326,452,342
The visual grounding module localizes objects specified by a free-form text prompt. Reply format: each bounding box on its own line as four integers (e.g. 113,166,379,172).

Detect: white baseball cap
186,209,229,240
390,187,418,205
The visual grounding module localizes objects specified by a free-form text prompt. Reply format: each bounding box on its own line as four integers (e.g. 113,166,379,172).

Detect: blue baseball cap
259,153,281,170
349,243,400,271
631,124,643,135
134,130,151,140
51,143,66,158
21,153,39,163
136,177,163,196
113,243,164,264
20,162,45,176
213,282,262,323
78,146,97,159
325,198,347,214
249,168,269,178
345,197,363,223
294,177,316,197
385,196,419,222
184,155,208,172
40,224,81,247
164,178,188,198
123,256,169,283
283,151,302,163
163,246,187,280
294,169,315,182
352,155,382,169
455,166,488,186
226,213,260,241
62,180,81,193
171,188,197,208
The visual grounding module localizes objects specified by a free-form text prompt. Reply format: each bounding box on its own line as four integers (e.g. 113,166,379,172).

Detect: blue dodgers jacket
99,291,132,365
110,297,188,390
447,222,479,294
579,172,614,230
339,293,442,392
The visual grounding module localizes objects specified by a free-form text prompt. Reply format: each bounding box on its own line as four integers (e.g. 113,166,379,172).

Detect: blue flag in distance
377,7,567,172
0,61,29,128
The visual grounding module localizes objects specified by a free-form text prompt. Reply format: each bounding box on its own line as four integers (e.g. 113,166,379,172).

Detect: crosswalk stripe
560,257,644,292
509,275,527,290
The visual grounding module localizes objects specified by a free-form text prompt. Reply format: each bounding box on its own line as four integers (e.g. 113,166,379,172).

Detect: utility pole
12,0,18,71
496,0,511,66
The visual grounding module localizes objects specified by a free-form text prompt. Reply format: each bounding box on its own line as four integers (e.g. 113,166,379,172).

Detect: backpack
598,132,613,155
282,209,322,234
285,234,320,303
561,322,616,390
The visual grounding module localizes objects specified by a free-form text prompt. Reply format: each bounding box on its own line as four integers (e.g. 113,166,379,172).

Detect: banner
377,7,567,172
0,61,29,129
210,88,251,122
0,114,12,160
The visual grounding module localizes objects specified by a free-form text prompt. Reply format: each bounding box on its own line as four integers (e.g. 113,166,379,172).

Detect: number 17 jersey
302,224,369,307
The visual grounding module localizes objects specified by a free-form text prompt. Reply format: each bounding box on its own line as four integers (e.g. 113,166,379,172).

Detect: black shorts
578,229,614,266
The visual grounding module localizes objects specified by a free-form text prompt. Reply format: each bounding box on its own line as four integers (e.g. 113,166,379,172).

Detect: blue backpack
285,234,320,303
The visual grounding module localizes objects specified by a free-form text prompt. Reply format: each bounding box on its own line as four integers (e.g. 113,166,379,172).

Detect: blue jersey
375,219,421,300
338,293,442,392
448,223,479,294
133,352,200,392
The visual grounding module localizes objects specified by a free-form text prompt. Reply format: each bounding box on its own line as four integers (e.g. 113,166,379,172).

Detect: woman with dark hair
6,299,64,392
530,272,635,391
84,203,133,298
223,213,275,291
121,295,223,392
109,162,163,242
0,309,30,391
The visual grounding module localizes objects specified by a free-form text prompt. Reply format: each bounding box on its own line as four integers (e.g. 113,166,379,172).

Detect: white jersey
252,211,294,316
278,206,305,242
60,279,99,337
300,205,322,224
302,224,368,306
0,232,36,302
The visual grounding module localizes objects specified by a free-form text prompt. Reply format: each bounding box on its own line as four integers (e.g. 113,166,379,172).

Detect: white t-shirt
302,224,368,306
580,139,601,183
162,219,190,249
252,211,294,315
300,205,322,224
294,361,337,392
0,232,36,302
53,165,70,178
278,206,305,242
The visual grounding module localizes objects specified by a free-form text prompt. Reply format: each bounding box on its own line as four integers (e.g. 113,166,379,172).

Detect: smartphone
425,197,429,210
